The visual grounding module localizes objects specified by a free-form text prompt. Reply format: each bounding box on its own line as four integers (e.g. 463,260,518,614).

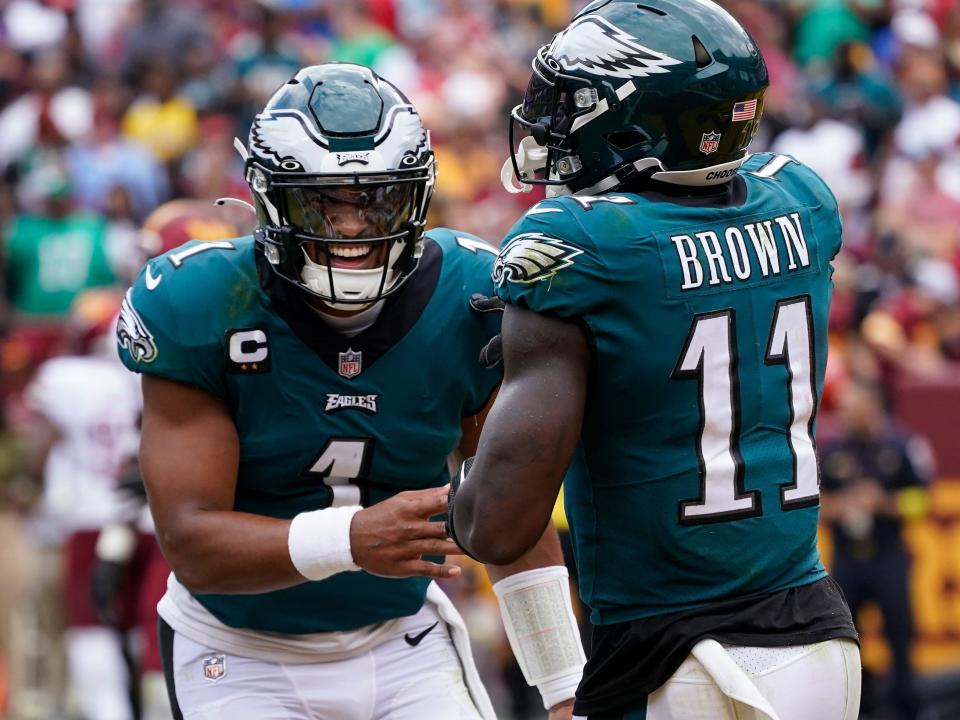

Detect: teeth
329,244,372,258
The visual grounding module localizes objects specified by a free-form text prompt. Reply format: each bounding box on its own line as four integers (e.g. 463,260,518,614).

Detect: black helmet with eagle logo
503,0,769,197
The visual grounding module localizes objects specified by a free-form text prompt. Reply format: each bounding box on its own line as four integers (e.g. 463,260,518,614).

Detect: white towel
425,582,498,720
690,639,781,720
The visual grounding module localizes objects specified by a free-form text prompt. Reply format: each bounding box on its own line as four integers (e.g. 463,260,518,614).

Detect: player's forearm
159,509,304,594
454,391,581,563
454,402,572,564
452,305,588,564
454,440,557,564
484,522,564,584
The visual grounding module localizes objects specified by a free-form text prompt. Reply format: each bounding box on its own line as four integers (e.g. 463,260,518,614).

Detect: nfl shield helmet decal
338,349,362,379
700,132,722,155
202,655,226,681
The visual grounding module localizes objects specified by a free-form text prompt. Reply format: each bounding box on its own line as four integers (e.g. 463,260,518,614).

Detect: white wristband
493,565,585,709
287,506,362,581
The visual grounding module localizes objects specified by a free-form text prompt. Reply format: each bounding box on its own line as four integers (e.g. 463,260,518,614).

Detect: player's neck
310,299,385,337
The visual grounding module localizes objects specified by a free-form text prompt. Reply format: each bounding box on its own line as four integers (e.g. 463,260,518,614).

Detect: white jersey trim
157,574,403,664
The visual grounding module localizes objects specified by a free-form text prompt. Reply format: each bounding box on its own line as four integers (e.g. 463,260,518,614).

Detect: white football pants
576,637,861,720
167,600,486,720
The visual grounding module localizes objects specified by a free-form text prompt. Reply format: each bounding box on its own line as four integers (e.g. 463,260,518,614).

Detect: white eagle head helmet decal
244,63,433,180
548,15,682,80
248,104,429,175
493,233,584,287
241,63,437,309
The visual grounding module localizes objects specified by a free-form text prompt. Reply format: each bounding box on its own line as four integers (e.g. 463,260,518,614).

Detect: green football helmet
244,63,436,307
503,0,769,196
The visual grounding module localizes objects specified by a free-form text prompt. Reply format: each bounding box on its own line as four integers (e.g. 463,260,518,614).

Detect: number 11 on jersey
672,295,820,525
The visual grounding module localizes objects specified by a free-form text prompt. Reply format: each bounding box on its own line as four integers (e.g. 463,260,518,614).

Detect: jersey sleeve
790,160,843,262
746,153,844,263
116,256,227,400
429,228,504,416
493,200,609,320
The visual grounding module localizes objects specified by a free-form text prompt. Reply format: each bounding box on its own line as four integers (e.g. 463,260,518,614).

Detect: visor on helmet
283,184,417,241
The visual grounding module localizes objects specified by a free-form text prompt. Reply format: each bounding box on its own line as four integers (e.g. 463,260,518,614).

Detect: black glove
469,294,505,369
91,558,128,626
446,456,479,561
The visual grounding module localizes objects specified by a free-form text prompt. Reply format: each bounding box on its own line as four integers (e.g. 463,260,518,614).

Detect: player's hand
350,485,463,579
469,293,505,368
548,699,574,720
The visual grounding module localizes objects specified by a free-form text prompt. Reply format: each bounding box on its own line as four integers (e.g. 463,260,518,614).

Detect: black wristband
446,457,480,561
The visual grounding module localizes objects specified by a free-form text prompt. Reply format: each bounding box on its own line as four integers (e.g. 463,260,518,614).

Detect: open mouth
327,242,380,270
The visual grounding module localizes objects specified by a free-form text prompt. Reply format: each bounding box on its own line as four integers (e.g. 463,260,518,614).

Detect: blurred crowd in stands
0,0,958,718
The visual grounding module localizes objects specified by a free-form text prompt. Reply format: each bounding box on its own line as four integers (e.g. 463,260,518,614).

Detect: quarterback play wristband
288,506,362,581
493,565,586,709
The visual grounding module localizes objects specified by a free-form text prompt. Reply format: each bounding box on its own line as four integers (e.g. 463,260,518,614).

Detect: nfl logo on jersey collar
700,132,721,155
202,655,226,681
339,349,362,378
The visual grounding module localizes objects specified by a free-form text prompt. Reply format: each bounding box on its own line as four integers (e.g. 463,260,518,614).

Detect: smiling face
286,185,414,270
246,64,439,311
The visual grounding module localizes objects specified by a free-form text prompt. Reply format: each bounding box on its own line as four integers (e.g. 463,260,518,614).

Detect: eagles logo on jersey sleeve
493,233,583,287
116,241,238,400
117,290,158,364
494,201,607,319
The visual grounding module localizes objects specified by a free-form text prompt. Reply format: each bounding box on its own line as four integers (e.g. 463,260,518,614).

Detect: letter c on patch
229,329,269,363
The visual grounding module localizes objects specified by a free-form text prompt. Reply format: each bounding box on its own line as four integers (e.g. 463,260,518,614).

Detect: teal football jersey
495,154,841,626
118,230,501,633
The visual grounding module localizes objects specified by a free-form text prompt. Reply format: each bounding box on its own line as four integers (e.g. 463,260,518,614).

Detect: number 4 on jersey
673,295,819,524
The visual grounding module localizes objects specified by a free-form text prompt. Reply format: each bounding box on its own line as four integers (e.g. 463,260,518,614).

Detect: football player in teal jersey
449,2,862,719
117,64,584,720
